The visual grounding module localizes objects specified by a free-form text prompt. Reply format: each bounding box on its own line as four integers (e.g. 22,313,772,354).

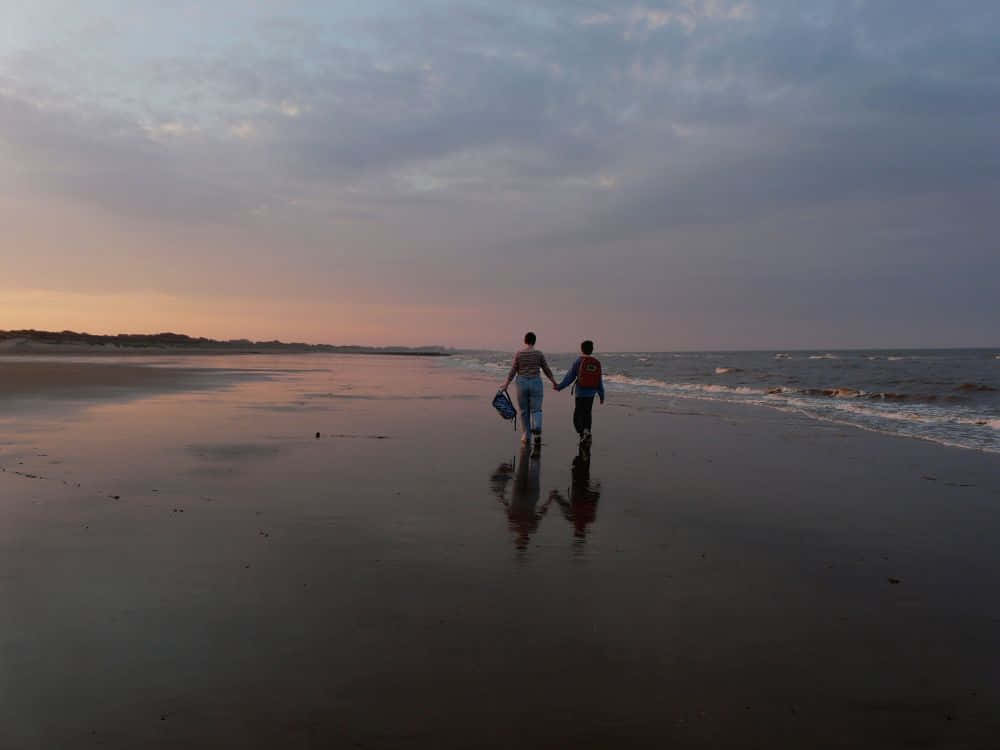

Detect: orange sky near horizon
0,289,503,347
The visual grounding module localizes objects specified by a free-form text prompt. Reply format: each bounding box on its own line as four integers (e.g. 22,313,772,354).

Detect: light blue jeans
516,376,544,434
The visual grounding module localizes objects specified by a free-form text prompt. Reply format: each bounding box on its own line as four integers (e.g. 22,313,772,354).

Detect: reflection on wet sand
549,449,602,543
489,445,603,551
489,444,553,550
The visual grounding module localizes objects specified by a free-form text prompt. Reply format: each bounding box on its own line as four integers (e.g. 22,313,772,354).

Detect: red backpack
577,356,602,389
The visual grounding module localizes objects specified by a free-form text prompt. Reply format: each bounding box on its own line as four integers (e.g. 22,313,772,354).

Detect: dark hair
581,340,594,355
524,331,536,345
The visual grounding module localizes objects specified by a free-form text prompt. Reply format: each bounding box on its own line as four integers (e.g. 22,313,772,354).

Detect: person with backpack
500,331,558,448
554,340,605,444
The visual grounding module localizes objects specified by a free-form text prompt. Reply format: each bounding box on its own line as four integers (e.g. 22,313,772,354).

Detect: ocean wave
602,374,674,390
819,401,949,425
603,373,762,396
800,387,862,398
680,384,760,395
451,357,507,372
757,386,967,404
955,417,1000,430
442,353,998,453
773,406,997,454
627,381,995,452
808,353,839,360
956,382,997,392
714,367,743,375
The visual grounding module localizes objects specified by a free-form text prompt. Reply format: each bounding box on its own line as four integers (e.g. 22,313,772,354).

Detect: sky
1,0,998,350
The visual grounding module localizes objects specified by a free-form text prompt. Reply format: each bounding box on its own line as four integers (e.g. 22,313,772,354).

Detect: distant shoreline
0,346,449,357
0,330,450,357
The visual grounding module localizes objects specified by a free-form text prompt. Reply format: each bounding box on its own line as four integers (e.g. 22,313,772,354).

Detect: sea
448,349,1000,454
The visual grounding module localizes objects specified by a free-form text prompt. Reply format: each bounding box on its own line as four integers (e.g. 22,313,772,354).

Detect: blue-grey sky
2,0,998,349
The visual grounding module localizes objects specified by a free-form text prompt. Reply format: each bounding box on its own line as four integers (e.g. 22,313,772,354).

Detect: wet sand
1,355,999,748
0,359,205,395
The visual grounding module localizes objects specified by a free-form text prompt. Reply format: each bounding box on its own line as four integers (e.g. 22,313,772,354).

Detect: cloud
4,2,998,225
628,1,754,33
0,88,265,222
1,0,998,346
229,120,257,139
146,120,200,140
579,13,614,26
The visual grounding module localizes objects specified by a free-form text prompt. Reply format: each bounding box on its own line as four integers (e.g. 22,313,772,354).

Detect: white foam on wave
450,357,507,372
603,374,673,390
809,353,838,360
603,373,762,397
823,400,942,424
714,367,740,375
683,383,760,395
604,375,769,400
780,407,995,454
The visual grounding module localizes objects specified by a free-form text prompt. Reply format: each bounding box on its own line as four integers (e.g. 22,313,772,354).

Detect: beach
2,354,999,749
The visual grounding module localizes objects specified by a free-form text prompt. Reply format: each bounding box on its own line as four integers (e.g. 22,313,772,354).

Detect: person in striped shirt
500,331,558,446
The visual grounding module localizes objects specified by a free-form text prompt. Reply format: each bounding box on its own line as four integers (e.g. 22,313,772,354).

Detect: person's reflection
548,449,601,542
490,444,552,550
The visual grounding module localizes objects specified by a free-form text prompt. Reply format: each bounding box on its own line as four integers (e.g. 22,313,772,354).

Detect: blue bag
492,389,518,430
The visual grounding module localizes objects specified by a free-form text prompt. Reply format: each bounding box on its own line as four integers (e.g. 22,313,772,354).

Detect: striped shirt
507,347,554,380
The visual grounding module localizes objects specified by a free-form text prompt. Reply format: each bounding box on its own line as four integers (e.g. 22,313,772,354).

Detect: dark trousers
573,396,594,435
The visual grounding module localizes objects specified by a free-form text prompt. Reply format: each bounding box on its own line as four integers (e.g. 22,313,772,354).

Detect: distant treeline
0,329,450,356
